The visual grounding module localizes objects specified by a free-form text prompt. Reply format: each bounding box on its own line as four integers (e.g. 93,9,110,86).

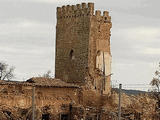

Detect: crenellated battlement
57,3,111,22
95,10,111,22
57,3,94,18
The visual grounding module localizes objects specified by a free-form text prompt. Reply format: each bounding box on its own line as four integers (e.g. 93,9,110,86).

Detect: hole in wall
97,50,101,56
85,116,93,120
69,49,75,60
42,113,50,120
3,110,11,116
61,114,69,120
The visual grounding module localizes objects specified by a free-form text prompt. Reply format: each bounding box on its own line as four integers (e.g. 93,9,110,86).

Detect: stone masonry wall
0,84,80,109
55,3,92,83
55,2,112,94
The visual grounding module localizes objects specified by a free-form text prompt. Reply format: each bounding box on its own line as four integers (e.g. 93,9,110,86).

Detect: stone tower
55,3,112,94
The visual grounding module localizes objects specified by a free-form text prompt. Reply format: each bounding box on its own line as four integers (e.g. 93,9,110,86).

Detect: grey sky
0,0,160,89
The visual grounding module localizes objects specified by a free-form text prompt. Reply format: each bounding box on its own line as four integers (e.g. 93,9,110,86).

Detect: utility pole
118,84,122,120
32,86,35,120
103,52,106,91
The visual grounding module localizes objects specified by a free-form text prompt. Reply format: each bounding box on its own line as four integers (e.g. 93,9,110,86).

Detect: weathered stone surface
0,79,81,119
0,80,159,119
55,2,112,94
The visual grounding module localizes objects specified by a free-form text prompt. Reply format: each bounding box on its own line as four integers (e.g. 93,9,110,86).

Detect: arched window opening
69,49,75,60
97,50,101,56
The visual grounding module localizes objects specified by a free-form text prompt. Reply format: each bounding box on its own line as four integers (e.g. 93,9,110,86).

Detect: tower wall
55,3,93,83
55,3,112,94
88,10,112,94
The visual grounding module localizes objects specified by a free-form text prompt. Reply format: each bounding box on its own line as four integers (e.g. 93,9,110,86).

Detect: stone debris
0,82,159,120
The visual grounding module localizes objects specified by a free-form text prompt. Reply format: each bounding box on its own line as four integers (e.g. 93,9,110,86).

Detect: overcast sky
0,0,160,89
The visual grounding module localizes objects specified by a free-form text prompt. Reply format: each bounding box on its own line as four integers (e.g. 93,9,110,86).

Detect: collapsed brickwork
0,78,81,119
0,79,159,120
0,78,105,119
55,3,112,94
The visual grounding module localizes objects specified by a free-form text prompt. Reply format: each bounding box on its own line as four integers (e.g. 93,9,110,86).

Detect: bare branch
42,70,53,78
0,62,15,81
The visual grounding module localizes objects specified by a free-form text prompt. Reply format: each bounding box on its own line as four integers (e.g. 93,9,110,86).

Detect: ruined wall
55,3,112,94
0,84,80,109
0,83,159,120
0,83,105,119
88,9,112,94
101,91,159,120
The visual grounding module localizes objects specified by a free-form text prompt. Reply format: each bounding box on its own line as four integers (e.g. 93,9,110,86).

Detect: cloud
142,48,160,55
111,25,160,85
122,27,160,41
112,27,160,57
1,0,76,4
33,0,74,4
0,17,55,80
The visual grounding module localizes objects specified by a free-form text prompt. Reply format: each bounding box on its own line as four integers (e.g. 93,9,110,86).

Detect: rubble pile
0,78,159,120
0,89,159,120
101,91,160,120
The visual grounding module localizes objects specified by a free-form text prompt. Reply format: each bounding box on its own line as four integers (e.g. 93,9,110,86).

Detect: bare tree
150,62,160,110
150,63,160,92
42,70,52,78
0,62,15,80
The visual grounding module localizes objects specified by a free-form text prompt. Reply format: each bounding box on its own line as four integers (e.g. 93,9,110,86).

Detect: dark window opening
69,49,75,60
61,114,69,120
85,117,93,120
42,113,50,120
3,110,11,116
97,50,101,56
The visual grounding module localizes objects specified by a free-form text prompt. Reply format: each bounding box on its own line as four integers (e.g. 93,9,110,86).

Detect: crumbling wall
55,3,112,95
88,9,112,94
0,84,81,119
101,91,159,120
0,83,159,120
